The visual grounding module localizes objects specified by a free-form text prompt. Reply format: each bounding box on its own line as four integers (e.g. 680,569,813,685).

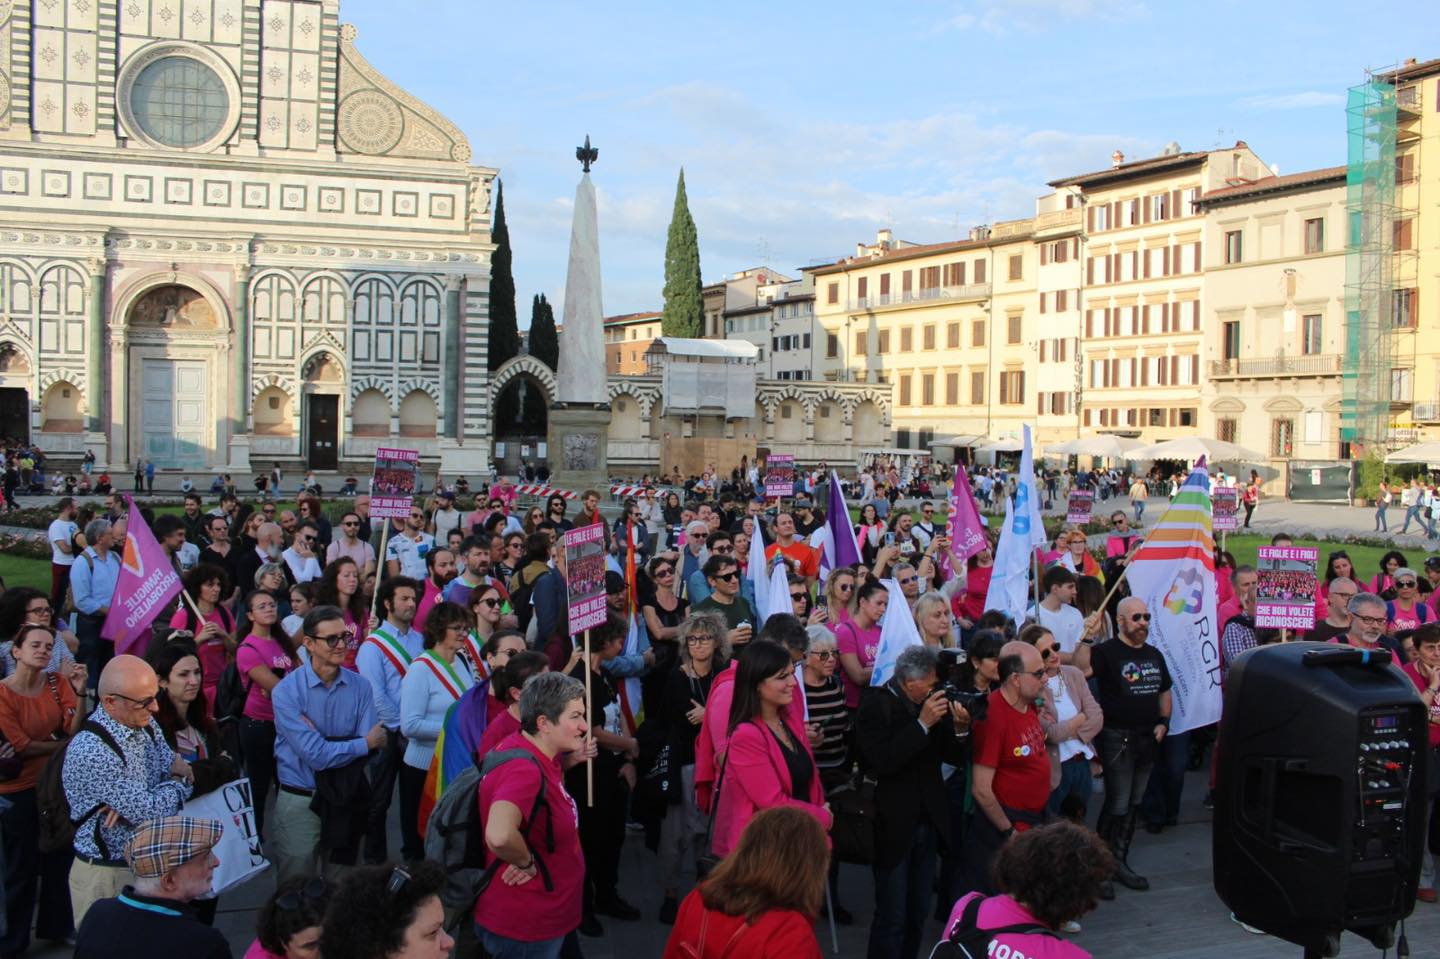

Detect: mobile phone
884,532,896,547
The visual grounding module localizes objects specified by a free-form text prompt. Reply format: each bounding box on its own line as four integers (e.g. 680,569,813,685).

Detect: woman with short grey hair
518,670,586,733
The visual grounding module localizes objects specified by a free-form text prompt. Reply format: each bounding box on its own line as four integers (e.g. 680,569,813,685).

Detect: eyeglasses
275,876,328,911
109,691,158,710
713,571,739,583
899,577,918,586
809,650,836,660
1398,580,1418,588
1025,667,1047,680
1355,614,1387,626
790,592,808,602
386,866,412,895
342,521,359,528
1037,646,1058,659
1129,613,1152,622
921,508,934,514
655,567,675,578
309,629,355,648
480,598,500,608
686,636,715,646
836,582,854,593
25,604,52,617
1330,591,1357,601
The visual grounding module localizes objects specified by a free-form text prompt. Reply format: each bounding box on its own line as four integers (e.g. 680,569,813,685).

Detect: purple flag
102,495,182,656
825,470,862,569
948,464,988,567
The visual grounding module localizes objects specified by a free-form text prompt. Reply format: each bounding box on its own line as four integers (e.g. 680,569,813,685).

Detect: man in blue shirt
69,517,123,693
354,578,423,862
271,606,385,882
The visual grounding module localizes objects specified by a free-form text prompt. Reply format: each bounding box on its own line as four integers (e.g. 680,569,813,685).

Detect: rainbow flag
417,679,490,837
1124,457,1221,734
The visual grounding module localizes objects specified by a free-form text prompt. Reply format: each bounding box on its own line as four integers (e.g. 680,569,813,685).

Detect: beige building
1195,167,1348,477
1047,142,1270,442
603,311,662,375
1031,198,1085,443
809,224,1040,455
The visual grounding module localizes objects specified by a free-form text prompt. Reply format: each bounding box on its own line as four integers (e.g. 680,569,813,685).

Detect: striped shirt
804,675,851,770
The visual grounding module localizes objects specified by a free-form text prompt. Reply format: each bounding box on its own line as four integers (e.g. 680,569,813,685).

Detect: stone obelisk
548,136,612,489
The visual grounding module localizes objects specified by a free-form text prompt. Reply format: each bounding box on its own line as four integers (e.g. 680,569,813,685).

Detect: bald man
1091,596,1172,894
962,640,1050,896
64,655,195,925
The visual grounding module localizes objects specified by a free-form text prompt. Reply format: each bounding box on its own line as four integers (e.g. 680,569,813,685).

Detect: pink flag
948,464,988,568
101,496,182,656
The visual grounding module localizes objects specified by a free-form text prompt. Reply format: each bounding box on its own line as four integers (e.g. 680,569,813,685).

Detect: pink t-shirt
414,579,443,633
168,606,232,718
235,635,293,722
946,893,1090,959
1402,662,1440,748
478,709,521,760
474,732,583,941
835,620,881,708
242,941,283,959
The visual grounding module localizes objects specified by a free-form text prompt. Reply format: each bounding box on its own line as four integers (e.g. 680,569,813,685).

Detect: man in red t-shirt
765,512,820,587
963,641,1050,895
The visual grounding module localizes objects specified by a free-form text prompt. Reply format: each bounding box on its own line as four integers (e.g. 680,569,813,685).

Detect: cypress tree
487,181,521,371
662,168,703,338
529,293,559,372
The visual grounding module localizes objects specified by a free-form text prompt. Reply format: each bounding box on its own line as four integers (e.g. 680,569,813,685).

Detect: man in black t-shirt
1091,596,1172,894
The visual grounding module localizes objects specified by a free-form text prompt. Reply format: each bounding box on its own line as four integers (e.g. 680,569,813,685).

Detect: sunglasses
386,866,412,895
899,577,918,586
342,521,359,527
836,582,854,593
809,649,835,660
1129,613,1152,622
790,592,808,602
712,545,734,554
655,567,675,578
309,629,355,648
109,692,158,710
1398,580,1418,588
276,876,328,911
713,571,739,583
480,598,500,608
1037,645,1058,659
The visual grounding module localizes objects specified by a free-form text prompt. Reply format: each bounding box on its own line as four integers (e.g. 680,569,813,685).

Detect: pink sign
564,524,609,633
947,465,988,567
1213,488,1239,532
371,447,420,520
1255,546,1319,631
1066,489,1094,525
102,497,183,656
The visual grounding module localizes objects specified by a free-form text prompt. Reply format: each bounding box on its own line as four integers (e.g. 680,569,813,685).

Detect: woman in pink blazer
711,642,832,859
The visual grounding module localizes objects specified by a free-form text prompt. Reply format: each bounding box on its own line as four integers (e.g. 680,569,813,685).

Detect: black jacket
74,888,231,959
311,754,372,866
856,681,969,870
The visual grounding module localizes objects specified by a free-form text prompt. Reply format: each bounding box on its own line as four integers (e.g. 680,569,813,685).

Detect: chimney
877,228,893,249
1405,57,1418,66
1111,149,1125,168
856,243,866,258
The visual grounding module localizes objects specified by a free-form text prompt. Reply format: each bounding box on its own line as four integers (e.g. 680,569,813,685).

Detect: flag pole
584,627,594,807
368,521,392,627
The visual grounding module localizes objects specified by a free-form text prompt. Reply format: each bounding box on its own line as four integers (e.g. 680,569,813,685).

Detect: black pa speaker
1214,642,1427,957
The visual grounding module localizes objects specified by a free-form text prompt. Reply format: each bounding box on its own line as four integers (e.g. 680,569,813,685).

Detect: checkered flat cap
123,815,223,879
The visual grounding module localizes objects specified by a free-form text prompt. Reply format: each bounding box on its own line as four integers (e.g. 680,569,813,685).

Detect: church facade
0,0,496,476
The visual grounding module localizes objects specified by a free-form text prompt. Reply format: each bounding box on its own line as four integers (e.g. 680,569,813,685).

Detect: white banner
183,777,271,896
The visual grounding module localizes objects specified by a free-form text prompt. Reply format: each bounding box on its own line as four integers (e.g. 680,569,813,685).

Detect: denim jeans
1096,727,1157,817
1402,504,1423,533
1140,729,1192,827
867,823,937,959
478,927,565,959
1133,500,1145,524
1047,754,1095,819
1375,504,1389,532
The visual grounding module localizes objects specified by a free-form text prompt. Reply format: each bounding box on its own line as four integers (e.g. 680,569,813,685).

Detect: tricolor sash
365,625,414,676
416,651,471,702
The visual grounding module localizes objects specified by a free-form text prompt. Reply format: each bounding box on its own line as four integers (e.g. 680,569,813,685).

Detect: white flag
871,578,924,686
749,524,772,628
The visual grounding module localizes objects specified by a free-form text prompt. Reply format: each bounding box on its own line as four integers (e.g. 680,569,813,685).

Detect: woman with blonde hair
821,567,858,629
662,806,827,959
912,591,955,649
1058,526,1103,583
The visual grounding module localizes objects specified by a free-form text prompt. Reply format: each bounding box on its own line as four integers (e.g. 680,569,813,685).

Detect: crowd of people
0,464,1437,959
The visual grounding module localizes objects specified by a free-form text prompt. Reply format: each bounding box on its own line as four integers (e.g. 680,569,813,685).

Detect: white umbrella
1045,435,1148,459
1384,441,1440,464
1126,436,1268,464
977,437,1024,453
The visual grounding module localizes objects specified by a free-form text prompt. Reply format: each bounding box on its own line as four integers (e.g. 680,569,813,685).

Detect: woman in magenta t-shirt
234,589,295,839
167,564,235,719
835,580,887,709
943,821,1109,958
474,672,588,957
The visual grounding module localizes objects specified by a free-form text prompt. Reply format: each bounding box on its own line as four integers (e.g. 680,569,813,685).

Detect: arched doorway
301,352,344,470
489,356,557,477
0,344,31,443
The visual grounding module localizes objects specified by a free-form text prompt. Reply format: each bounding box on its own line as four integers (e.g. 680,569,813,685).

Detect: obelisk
548,135,613,489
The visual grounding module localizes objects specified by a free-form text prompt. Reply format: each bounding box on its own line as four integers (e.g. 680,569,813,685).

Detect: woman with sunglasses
1386,568,1433,633
1372,550,1409,600
496,532,525,585
821,567,857,630
1021,624,1101,832
522,506,546,537
327,511,377,579
0,624,86,954
466,585,506,663
245,875,330,959
656,612,729,923
643,556,690,684
235,588,296,839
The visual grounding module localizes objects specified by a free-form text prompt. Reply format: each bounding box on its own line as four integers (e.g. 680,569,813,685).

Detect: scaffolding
1341,79,1397,449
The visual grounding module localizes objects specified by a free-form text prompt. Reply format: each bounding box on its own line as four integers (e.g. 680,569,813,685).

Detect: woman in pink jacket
710,642,831,859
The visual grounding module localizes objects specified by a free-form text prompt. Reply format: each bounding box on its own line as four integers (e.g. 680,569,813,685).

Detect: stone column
228,263,253,472
444,274,462,438
108,328,128,471
84,258,106,433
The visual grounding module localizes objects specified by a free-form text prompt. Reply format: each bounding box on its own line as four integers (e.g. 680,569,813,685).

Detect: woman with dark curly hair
244,875,330,959
166,563,235,717
942,820,1112,957
321,861,452,959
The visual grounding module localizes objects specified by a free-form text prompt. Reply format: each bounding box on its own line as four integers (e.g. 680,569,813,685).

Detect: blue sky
345,0,1440,321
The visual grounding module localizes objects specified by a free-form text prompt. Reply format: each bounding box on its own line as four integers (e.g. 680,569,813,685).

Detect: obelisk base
547,404,613,491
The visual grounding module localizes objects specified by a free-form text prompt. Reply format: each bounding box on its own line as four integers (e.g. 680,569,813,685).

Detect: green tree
487,181,520,371
662,168,703,337
528,293,559,371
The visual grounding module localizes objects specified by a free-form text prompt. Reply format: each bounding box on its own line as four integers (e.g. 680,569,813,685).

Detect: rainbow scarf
416,679,491,837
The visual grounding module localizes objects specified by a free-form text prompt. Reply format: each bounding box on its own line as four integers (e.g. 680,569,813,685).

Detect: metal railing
1207,354,1341,378
851,283,990,311
1412,402,1440,422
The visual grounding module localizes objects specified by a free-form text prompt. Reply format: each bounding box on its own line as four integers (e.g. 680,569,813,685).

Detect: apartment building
1195,167,1348,469
809,224,1039,452
1032,198,1086,442
1048,142,1271,441
603,311,663,375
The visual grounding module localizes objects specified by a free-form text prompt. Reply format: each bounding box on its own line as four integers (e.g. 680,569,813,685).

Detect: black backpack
37,719,127,855
927,896,1058,959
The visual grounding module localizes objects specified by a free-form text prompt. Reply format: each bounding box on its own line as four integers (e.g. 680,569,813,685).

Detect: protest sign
1066,489,1094,525
564,524,608,633
764,454,795,498
1212,488,1239,532
371,447,420,520
1255,546,1320,631
183,777,270,896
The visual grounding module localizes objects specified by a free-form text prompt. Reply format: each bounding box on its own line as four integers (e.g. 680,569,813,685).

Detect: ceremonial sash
417,651,469,702
366,626,414,676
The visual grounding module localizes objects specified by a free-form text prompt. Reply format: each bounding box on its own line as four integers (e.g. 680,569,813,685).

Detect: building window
1301,314,1322,355
1008,254,1023,281
896,429,912,449
1271,418,1294,458
1178,408,1195,427
856,276,868,303
947,323,960,349
974,259,986,284
922,373,935,405
1392,367,1414,403
878,330,891,354
1007,314,1022,345
1393,289,1418,328
855,331,867,356
998,370,1025,406
126,53,234,149
1216,417,1237,443
946,372,958,405
1149,408,1165,427
827,333,838,358
827,282,839,305
972,319,985,348
899,374,912,406
900,327,913,352
1303,217,1325,254
1222,321,1241,361
1395,218,1415,251
922,324,935,350
1224,230,1242,264
970,371,985,405
1397,152,1416,185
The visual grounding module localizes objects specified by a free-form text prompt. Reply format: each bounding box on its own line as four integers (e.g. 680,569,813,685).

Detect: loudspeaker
1214,642,1427,957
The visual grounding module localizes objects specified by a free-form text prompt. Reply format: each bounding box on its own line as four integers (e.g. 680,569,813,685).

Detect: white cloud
1239,91,1346,110
933,0,1149,35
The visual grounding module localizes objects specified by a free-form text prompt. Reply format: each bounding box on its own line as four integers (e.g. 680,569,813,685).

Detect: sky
343,0,1440,323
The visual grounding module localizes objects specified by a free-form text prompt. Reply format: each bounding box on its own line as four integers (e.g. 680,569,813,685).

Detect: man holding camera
857,645,970,959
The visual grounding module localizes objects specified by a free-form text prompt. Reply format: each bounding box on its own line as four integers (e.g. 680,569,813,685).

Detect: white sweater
398,651,475,770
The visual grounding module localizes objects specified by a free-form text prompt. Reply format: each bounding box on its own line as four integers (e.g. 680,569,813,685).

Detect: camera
936,648,988,721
